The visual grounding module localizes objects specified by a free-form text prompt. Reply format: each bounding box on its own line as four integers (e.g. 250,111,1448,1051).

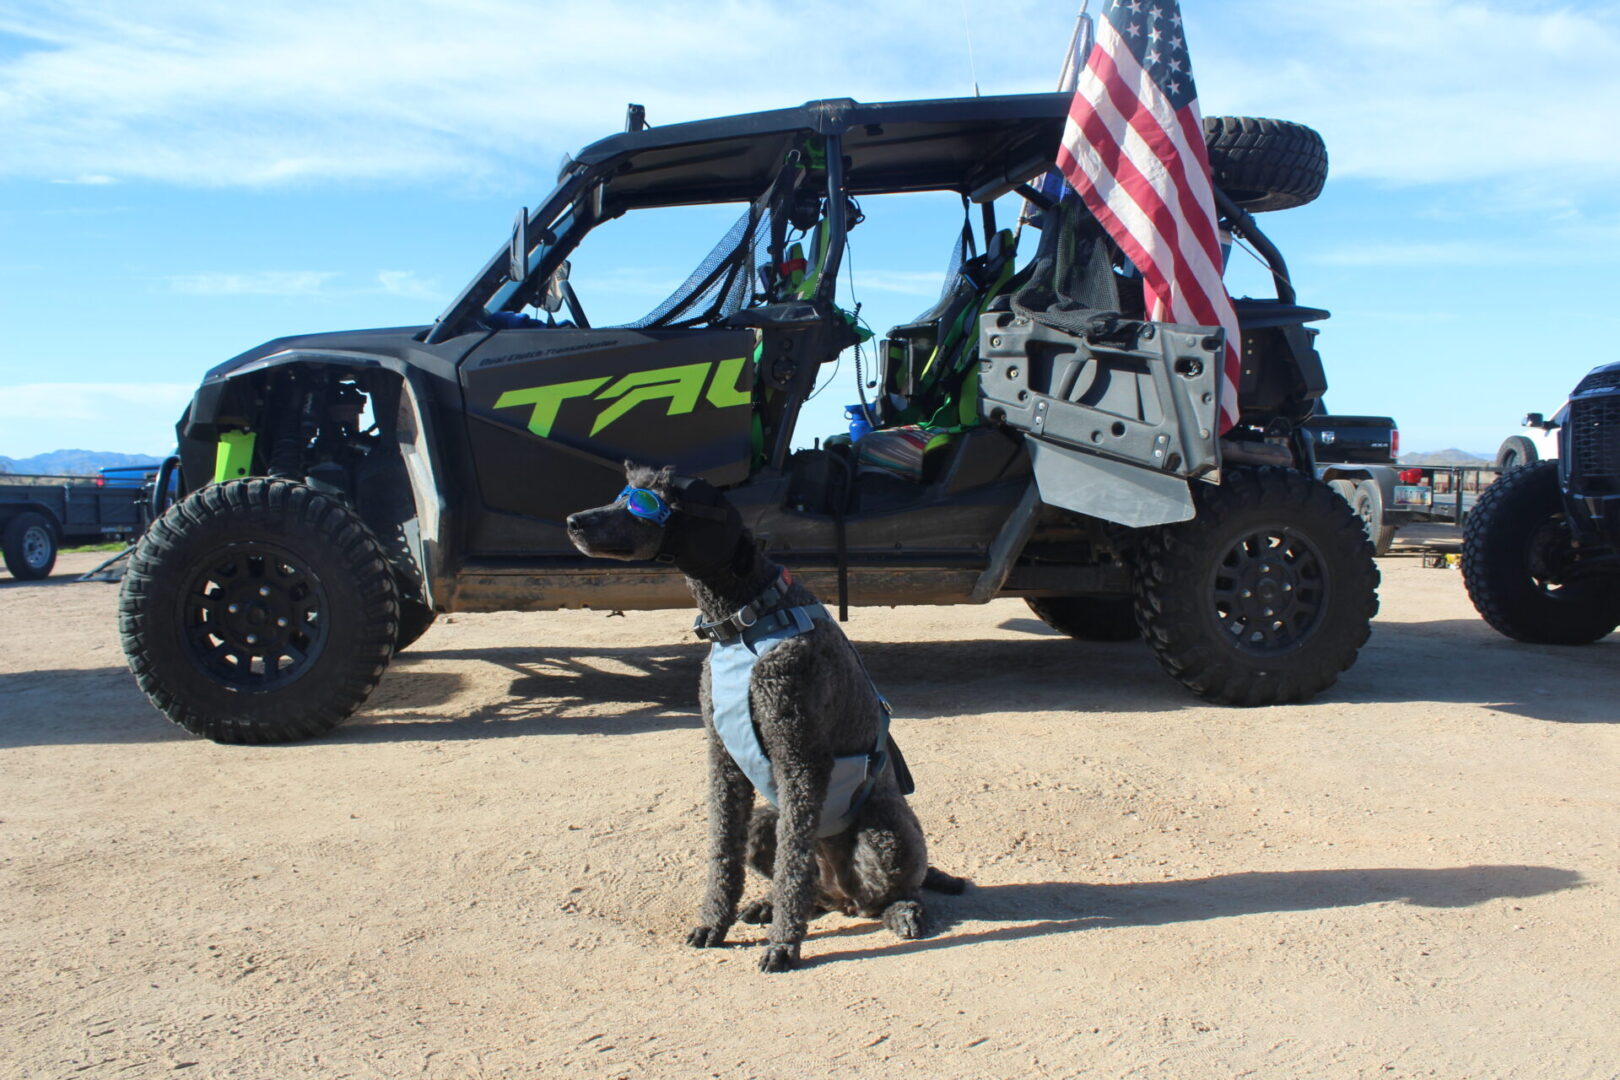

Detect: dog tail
923,866,968,894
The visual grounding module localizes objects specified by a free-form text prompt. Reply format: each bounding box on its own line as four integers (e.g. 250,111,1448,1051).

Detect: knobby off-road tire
1352,480,1397,557
119,479,399,743
1203,117,1328,213
1135,468,1380,706
1461,461,1620,644
3,511,58,580
1026,594,1140,641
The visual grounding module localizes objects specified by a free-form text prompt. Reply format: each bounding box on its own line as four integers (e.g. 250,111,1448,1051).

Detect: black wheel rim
1208,527,1329,656
1527,514,1580,596
179,541,330,690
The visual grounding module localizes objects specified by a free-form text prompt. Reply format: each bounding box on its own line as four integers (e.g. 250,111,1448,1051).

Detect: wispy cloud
853,270,948,298
159,268,451,299
375,270,441,301
164,270,338,296
1199,1,1620,189
0,0,1042,189
1310,241,1518,269
0,382,195,456
5,0,1618,199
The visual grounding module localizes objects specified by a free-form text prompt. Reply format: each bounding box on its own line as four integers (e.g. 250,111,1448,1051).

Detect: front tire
2,511,58,580
1135,468,1380,706
1461,461,1620,644
119,479,398,743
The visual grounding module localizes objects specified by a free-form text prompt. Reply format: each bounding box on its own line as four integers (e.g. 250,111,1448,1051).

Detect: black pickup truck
1305,413,1406,555
1307,414,1501,552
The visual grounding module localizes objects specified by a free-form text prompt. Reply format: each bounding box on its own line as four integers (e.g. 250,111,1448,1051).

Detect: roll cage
426,93,1074,345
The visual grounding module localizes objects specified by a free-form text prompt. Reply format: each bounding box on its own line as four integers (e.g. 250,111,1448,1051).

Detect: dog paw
759,942,800,973
739,899,773,924
882,900,928,940
686,926,727,948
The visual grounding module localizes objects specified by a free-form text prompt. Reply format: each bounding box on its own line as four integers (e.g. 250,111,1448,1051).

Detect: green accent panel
494,377,609,438
590,362,710,436
705,356,754,409
213,431,257,483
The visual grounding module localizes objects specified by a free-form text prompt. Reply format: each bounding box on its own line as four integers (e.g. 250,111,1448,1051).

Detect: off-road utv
1463,362,1620,642
119,93,1379,743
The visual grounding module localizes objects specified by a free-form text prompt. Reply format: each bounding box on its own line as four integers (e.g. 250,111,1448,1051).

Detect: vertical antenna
958,0,981,97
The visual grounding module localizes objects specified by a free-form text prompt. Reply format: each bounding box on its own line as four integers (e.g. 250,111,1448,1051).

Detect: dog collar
692,570,795,643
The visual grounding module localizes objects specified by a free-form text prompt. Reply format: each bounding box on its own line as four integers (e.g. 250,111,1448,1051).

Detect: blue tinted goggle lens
619,486,671,524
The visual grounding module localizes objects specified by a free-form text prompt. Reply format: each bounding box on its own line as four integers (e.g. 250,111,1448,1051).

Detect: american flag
1056,0,1242,434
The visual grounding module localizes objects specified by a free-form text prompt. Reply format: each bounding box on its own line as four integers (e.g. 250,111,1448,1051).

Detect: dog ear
653,464,677,491
623,460,663,490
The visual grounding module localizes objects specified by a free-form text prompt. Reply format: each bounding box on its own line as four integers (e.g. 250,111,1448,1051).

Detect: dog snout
565,513,583,533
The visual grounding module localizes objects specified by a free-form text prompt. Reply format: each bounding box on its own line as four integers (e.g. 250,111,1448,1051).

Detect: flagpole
1017,5,1093,237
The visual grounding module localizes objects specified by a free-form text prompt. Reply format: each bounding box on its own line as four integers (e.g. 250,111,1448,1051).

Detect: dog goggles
617,486,672,525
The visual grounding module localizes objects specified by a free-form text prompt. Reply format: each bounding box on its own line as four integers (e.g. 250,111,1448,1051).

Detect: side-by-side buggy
120,93,1378,742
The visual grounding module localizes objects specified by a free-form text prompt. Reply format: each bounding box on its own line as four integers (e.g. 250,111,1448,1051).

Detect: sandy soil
2,550,1618,1080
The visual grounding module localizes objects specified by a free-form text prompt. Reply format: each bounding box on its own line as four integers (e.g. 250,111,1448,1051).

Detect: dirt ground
3,548,1618,1080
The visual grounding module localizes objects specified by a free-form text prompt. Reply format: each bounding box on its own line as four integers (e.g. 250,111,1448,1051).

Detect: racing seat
854,226,1023,482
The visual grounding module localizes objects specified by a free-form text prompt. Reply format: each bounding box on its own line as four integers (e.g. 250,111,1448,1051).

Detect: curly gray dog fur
567,463,964,972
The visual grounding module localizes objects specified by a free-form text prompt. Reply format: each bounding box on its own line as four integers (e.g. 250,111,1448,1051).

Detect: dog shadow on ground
803,863,1585,967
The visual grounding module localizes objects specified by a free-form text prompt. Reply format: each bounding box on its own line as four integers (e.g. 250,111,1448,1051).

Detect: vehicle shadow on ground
1336,618,1620,721
0,665,189,747
0,574,88,588
0,665,472,748
340,645,709,742
339,635,1186,742
805,864,1584,967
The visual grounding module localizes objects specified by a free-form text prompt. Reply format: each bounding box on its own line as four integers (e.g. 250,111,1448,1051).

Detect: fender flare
179,350,456,610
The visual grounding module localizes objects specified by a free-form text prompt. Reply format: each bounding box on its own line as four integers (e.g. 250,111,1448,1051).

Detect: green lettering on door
589,362,711,436
493,377,610,438
491,358,753,439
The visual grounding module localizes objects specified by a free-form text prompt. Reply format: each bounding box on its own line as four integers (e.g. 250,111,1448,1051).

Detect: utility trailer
0,474,148,579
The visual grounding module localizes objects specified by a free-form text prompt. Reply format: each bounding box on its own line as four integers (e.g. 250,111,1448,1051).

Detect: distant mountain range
0,450,165,476
1399,449,1491,466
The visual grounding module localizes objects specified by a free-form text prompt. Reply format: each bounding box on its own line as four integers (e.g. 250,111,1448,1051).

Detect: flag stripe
1065,92,1227,327
1082,35,1226,297
1054,5,1243,432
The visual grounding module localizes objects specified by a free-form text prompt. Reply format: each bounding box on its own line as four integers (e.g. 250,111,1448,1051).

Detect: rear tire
1352,480,1397,556
1135,468,1379,706
2,512,58,580
119,478,398,743
1461,461,1620,644
1026,594,1140,641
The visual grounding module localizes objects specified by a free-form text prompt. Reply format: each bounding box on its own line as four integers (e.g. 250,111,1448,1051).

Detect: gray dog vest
706,601,892,838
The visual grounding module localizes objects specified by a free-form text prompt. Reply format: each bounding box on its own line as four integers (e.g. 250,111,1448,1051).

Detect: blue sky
3,0,1620,459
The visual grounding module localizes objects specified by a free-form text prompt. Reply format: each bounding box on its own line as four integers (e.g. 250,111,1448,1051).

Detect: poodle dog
567,463,964,972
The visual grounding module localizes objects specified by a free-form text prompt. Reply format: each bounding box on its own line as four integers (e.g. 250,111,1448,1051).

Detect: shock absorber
265,374,312,478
